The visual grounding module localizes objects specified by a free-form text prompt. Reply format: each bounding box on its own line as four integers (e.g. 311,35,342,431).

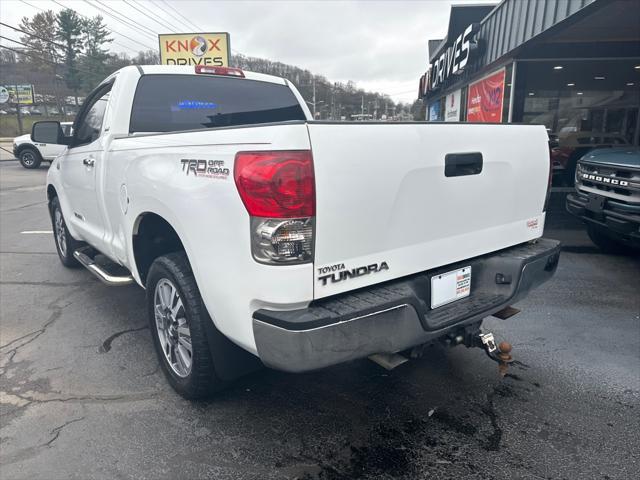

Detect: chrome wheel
54,208,67,257
21,151,35,166
154,278,192,378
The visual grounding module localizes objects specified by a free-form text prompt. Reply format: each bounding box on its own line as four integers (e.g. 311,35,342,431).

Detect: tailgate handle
445,152,483,177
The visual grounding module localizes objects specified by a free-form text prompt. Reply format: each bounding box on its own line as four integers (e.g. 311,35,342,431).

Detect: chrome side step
73,247,134,286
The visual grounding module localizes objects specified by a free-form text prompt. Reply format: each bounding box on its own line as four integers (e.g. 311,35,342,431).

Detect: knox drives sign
159,33,230,66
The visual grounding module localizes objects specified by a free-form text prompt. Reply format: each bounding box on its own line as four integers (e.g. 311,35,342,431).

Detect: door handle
83,158,95,167
444,152,483,177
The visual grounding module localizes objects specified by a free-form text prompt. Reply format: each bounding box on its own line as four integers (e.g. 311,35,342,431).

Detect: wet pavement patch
431,409,478,436
98,325,148,353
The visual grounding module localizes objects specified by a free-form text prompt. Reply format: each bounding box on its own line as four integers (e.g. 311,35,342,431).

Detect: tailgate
309,122,550,299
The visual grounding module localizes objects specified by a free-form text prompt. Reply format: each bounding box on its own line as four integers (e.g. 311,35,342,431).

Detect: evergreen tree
19,10,59,70
55,9,83,103
20,10,64,115
79,15,112,91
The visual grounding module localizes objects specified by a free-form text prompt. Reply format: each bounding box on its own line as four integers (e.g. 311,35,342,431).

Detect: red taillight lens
234,151,315,218
195,65,245,77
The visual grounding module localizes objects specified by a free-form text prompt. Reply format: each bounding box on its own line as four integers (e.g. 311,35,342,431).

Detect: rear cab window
129,74,306,133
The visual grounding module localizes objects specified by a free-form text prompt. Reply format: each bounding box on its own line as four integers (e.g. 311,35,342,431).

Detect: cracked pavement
0,156,639,479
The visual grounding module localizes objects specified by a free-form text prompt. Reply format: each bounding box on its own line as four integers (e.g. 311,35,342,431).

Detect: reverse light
251,218,314,264
234,151,316,264
195,65,245,77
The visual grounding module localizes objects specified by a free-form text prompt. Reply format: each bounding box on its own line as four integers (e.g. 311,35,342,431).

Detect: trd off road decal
317,261,389,286
181,159,230,179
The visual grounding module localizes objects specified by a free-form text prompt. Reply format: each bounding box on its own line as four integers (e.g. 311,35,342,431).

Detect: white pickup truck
34,65,560,398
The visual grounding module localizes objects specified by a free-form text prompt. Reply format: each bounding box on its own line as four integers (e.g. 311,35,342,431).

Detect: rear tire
18,147,42,169
49,196,83,268
146,252,225,399
587,225,633,254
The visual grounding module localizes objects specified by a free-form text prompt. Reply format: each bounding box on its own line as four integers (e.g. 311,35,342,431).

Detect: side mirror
31,121,70,145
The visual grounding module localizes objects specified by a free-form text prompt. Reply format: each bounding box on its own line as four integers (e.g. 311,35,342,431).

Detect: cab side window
73,88,111,146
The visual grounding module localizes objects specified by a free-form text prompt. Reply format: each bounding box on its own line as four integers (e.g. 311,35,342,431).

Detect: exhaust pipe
368,352,408,370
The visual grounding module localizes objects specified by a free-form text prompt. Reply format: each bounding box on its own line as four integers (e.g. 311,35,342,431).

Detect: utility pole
312,77,316,118
14,85,23,135
330,84,334,120
361,95,364,117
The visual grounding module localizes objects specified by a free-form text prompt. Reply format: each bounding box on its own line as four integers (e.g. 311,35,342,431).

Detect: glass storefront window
522,90,639,140
515,59,640,145
513,59,639,184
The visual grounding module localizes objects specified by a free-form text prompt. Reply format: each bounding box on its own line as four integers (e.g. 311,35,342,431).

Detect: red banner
466,68,506,123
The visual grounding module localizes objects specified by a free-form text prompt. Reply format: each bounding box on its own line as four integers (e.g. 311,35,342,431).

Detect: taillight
195,65,245,77
234,151,315,264
234,151,315,218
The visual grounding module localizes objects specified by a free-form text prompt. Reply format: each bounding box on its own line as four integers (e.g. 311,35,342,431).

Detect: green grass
0,115,68,138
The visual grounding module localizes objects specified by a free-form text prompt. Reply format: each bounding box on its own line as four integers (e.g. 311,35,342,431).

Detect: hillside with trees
1,7,423,135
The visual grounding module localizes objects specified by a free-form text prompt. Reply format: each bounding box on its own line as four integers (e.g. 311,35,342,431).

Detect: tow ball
478,332,513,377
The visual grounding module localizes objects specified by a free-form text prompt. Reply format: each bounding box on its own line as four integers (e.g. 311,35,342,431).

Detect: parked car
566,147,640,252
33,65,560,399
551,132,630,185
12,122,73,169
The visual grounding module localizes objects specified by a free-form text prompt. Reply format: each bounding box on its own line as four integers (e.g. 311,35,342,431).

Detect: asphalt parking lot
1,148,639,480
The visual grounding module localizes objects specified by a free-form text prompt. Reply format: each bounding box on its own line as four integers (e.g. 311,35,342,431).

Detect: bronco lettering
582,173,629,186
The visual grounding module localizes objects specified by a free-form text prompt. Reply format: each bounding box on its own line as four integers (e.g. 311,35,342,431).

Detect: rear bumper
253,238,561,372
566,192,640,242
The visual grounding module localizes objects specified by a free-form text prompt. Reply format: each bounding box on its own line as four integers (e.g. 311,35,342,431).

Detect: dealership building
419,0,640,148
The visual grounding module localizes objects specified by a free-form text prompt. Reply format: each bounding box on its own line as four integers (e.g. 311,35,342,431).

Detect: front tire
49,197,82,268
18,147,42,169
146,252,223,399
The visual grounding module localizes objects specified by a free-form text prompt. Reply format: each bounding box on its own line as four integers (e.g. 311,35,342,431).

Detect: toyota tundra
32,65,560,398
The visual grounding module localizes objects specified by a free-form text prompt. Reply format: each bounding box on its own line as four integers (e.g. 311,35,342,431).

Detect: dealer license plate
430,266,472,309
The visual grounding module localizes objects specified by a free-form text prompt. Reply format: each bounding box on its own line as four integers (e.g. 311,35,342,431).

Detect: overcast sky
1,0,497,102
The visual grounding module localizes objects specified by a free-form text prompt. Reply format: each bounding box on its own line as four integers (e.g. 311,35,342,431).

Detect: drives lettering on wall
419,23,481,96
